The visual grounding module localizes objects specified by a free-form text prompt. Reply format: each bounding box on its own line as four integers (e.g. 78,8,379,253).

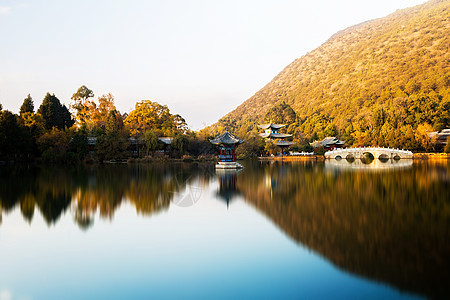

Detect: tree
37,93,74,130
105,110,123,136
144,130,159,155
171,133,189,158
444,136,450,154
124,100,181,136
172,114,188,134
96,134,127,161
92,93,116,128
264,140,279,156
236,135,265,158
0,110,33,160
68,131,89,162
71,85,94,125
96,110,127,161
415,123,434,151
20,94,34,115
37,128,72,163
264,101,296,125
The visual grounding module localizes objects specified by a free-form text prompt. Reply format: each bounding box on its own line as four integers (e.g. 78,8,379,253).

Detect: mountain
211,0,449,149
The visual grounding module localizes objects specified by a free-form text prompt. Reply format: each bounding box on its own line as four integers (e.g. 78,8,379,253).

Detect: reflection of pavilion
325,158,413,172
215,169,242,207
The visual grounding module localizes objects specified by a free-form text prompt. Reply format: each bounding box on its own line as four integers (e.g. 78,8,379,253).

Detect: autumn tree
37,128,72,163
264,140,279,156
71,85,95,125
264,101,296,125
124,100,186,136
92,93,116,129
415,123,434,151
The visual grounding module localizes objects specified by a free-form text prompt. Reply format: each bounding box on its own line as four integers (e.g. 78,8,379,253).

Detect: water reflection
215,169,242,207
0,163,215,228
237,160,450,299
325,158,414,171
0,160,449,299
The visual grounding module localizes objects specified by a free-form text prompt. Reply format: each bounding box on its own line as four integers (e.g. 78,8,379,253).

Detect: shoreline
258,155,324,162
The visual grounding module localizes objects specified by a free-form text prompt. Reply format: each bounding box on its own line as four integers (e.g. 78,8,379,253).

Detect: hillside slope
212,0,449,148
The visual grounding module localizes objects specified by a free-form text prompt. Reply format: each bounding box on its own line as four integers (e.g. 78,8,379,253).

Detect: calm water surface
0,160,449,300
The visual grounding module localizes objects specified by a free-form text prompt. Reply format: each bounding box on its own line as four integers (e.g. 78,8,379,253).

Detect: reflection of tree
238,160,450,299
0,163,214,229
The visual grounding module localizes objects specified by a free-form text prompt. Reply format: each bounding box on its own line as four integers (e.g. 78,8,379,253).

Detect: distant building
87,136,174,155
258,123,295,154
158,137,173,154
311,137,345,150
428,129,450,144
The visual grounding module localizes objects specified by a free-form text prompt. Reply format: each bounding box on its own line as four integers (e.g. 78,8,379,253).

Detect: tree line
0,86,216,163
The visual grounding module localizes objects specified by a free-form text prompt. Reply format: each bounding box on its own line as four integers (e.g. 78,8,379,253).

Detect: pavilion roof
310,137,345,147
275,140,295,147
259,132,292,139
158,137,173,145
210,131,244,145
258,123,286,130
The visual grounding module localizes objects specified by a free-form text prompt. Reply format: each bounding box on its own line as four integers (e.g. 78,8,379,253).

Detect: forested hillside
211,0,449,150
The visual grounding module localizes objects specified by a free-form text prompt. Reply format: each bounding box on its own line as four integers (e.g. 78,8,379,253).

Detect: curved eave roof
210,131,244,145
259,133,292,139
258,123,286,130
275,141,295,147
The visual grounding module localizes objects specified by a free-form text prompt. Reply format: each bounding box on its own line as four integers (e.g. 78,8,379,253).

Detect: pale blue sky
0,0,426,129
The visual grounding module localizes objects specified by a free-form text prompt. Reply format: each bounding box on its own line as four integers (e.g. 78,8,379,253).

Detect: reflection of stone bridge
325,147,413,160
325,158,413,172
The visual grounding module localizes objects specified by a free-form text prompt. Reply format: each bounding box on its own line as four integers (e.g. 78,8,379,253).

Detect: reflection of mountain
0,164,214,228
238,161,450,299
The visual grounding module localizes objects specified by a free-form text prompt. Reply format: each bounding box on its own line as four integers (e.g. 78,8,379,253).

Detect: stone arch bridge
324,147,413,160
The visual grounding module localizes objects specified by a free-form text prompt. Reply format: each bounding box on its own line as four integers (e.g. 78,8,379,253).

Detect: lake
0,160,449,300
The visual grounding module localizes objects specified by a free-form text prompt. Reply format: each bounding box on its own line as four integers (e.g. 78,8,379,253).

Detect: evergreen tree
37,93,74,130
0,110,33,160
20,94,34,115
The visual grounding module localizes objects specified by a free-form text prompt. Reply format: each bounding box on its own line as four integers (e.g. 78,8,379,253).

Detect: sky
0,0,427,130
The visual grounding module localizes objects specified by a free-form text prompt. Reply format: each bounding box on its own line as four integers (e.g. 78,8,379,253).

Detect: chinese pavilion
258,123,295,154
210,130,244,169
310,136,345,150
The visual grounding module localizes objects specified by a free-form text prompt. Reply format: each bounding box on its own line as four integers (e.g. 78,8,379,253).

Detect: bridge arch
345,154,355,162
324,147,413,160
378,153,390,161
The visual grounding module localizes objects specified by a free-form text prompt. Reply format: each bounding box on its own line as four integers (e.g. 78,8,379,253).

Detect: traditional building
210,130,244,169
428,129,450,145
310,137,345,150
258,123,295,154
